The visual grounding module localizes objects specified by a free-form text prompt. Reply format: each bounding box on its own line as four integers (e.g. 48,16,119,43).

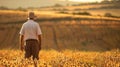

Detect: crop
0,49,119,67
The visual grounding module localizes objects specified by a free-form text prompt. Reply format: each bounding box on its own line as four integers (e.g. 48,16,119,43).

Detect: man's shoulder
23,21,28,25
33,21,39,25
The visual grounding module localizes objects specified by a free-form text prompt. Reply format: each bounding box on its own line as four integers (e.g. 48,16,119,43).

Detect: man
19,12,42,60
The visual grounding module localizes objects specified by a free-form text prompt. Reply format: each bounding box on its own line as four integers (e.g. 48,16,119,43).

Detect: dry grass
0,10,119,23
0,20,120,51
40,4,112,10
0,10,28,23
0,49,119,67
0,10,120,67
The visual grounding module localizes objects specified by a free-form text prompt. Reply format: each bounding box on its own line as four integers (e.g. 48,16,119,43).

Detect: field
40,4,120,17
0,10,120,51
0,49,120,67
0,7,120,67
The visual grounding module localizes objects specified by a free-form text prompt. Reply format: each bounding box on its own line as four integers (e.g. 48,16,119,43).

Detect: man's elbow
38,35,42,40
20,35,24,40
38,35,41,37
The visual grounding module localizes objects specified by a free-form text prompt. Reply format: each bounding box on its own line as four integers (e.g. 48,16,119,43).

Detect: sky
64,0,102,2
0,0,102,9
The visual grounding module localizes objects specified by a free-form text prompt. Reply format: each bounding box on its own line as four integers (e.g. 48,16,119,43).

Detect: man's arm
19,35,24,51
38,35,41,51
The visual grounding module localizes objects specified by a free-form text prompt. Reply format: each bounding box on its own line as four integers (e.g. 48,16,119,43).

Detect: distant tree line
0,6,9,10
0,6,27,11
101,0,120,3
71,0,120,6
101,0,120,9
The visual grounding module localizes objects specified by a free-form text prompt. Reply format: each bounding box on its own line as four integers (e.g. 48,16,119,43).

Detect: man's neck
28,19,34,21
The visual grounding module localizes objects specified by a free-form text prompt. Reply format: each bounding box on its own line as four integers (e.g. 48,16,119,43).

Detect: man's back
20,19,42,41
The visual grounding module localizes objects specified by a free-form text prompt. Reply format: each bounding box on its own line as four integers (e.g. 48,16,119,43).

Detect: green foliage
104,13,113,17
53,8,69,11
0,6,9,10
72,11,91,16
15,7,27,12
104,13,120,18
58,11,69,14
53,3,63,7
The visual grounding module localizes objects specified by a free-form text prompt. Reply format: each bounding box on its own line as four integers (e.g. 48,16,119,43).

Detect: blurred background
0,0,120,51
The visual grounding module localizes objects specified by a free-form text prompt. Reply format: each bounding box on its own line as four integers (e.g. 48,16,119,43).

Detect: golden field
0,10,120,51
0,20,120,51
0,9,120,67
0,49,120,67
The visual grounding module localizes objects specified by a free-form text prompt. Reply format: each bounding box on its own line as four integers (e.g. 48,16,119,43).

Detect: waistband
26,39,38,41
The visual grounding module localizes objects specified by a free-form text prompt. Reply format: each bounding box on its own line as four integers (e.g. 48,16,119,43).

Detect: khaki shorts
25,39,39,60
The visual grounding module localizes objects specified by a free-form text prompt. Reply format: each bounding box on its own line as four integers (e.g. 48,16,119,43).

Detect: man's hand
20,35,24,51
20,45,24,51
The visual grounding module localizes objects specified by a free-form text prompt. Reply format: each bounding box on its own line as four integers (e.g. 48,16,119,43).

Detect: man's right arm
19,24,25,51
19,35,24,51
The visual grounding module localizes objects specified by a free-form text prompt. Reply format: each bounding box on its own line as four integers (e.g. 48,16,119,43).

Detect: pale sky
69,0,102,2
0,0,103,8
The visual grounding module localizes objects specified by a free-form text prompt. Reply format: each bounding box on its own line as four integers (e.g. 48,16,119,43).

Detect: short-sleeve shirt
19,19,42,41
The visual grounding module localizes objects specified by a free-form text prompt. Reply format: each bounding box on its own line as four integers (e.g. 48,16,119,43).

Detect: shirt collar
27,19,34,22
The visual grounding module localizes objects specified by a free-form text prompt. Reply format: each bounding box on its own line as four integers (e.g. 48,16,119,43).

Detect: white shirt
19,19,42,41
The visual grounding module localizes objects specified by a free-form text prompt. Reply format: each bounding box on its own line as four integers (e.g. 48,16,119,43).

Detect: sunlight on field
0,9,120,67
0,10,120,23
0,49,119,67
0,10,27,23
